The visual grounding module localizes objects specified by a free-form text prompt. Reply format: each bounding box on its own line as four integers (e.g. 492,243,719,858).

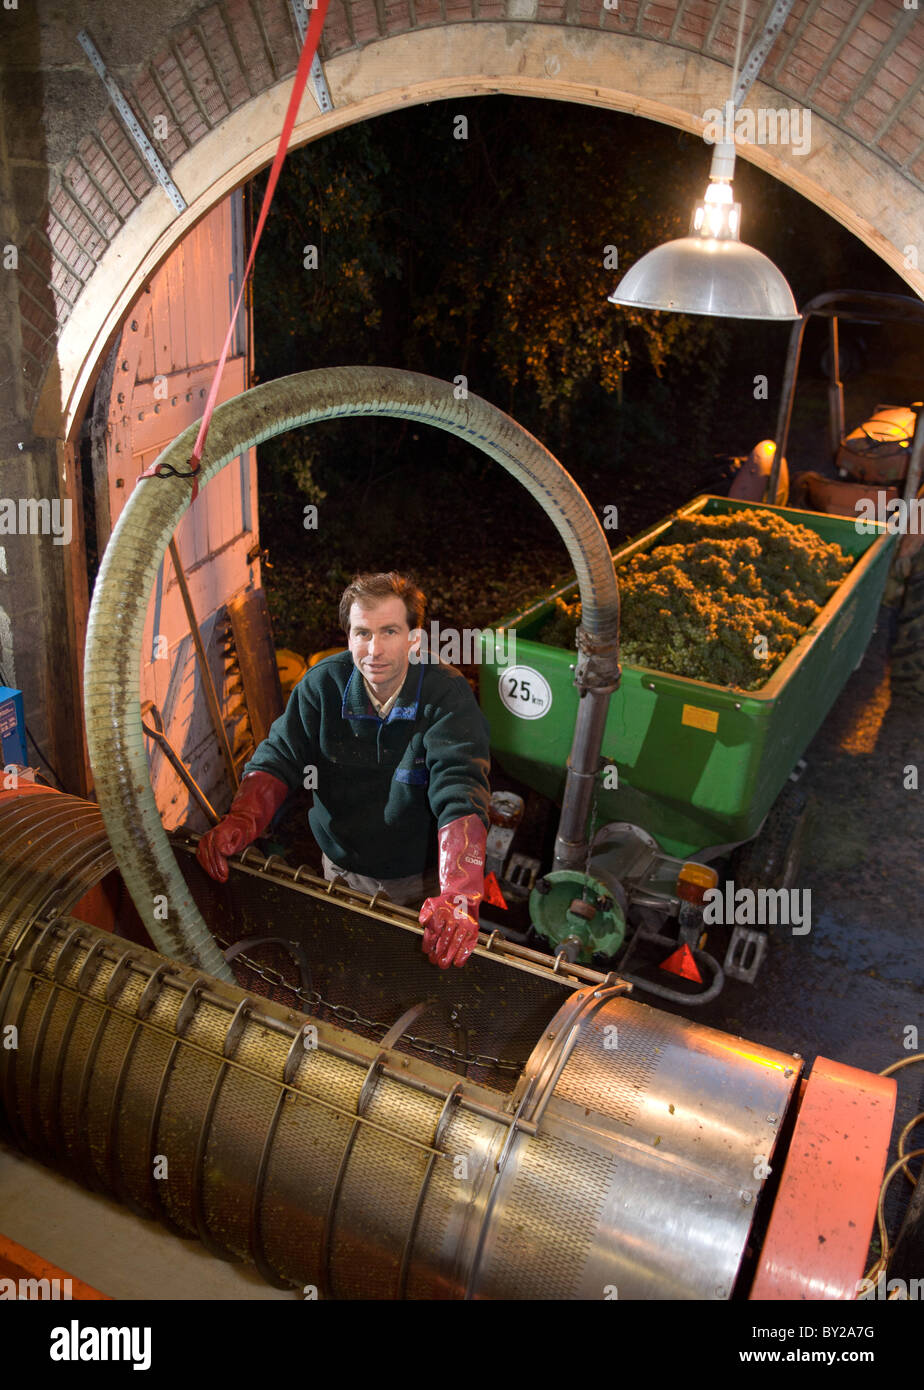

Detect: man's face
347,596,420,700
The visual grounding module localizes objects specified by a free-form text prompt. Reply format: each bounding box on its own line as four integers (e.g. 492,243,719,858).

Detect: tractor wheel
891,547,924,695
730,779,814,894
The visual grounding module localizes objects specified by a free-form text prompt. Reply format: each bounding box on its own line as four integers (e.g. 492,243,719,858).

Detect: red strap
138,0,332,502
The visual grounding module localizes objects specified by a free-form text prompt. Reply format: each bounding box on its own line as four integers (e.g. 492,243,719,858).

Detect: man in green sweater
196,572,491,970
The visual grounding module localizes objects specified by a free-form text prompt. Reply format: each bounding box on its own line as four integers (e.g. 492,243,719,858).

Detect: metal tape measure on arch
498,666,552,719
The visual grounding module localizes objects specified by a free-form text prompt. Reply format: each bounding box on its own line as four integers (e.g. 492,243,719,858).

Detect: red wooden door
91,189,262,829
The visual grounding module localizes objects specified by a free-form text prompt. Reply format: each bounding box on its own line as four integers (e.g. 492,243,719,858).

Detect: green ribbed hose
84,367,620,975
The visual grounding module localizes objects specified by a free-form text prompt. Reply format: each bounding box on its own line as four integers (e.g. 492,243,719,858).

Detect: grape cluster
540,509,853,691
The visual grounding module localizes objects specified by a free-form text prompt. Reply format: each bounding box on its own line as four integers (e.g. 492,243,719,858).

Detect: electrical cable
862,1053,923,1292
881,1053,924,1181
880,1052,924,1074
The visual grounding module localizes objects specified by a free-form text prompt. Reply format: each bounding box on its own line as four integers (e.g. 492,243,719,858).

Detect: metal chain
214,932,522,1072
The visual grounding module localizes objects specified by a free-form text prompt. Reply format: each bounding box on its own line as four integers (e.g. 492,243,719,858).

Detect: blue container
0,687,28,767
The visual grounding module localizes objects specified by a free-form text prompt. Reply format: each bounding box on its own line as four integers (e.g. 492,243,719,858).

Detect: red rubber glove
196,771,289,883
419,813,487,969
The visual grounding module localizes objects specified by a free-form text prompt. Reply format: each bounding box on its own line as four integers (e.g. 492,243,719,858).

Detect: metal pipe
827,316,844,460
553,684,618,871
901,405,924,509
889,406,924,589
174,833,617,990
730,0,796,111
618,957,724,1006
140,702,220,824
768,313,808,503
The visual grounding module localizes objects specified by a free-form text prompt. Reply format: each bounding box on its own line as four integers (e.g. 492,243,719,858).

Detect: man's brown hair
339,572,426,634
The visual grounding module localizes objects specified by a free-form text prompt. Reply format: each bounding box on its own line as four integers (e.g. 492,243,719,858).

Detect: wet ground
693,610,920,1064
640,606,923,1254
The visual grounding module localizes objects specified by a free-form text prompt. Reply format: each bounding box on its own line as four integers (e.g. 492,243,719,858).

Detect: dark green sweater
244,651,491,878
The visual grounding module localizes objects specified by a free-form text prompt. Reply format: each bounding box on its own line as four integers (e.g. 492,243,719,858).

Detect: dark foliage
251,97,909,658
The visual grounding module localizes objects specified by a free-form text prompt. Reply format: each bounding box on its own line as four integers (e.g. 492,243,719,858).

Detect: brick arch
11,0,924,443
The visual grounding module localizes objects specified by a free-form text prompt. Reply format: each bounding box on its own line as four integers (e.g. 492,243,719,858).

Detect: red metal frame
750,1056,896,1300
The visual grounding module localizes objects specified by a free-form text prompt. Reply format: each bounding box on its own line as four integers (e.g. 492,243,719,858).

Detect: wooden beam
227,588,284,746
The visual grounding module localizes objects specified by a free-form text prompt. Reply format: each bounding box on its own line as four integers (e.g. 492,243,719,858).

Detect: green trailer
478,494,896,995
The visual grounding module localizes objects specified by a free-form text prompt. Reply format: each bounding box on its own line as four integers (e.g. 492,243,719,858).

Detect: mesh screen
0,891,626,1300
552,1006,663,1128
174,844,574,1093
475,1131,618,1302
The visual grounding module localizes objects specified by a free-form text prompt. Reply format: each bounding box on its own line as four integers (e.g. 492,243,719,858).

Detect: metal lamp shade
608,236,800,321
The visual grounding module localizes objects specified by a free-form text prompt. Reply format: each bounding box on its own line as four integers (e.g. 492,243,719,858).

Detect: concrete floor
0,1144,296,1299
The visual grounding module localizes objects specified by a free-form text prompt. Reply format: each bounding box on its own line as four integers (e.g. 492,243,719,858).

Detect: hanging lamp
608,0,800,322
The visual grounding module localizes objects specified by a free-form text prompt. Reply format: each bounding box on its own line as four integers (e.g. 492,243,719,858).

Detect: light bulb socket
709,140,737,182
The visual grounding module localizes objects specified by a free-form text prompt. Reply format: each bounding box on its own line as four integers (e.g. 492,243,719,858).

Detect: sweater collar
342,661,424,723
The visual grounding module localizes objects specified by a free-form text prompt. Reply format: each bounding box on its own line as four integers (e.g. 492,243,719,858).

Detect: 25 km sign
498,666,552,719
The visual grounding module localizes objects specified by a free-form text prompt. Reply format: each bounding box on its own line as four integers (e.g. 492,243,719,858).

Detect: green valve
529,870,626,963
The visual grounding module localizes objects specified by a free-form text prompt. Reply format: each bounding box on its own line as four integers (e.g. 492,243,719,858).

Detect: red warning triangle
483,871,508,909
659,942,702,982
